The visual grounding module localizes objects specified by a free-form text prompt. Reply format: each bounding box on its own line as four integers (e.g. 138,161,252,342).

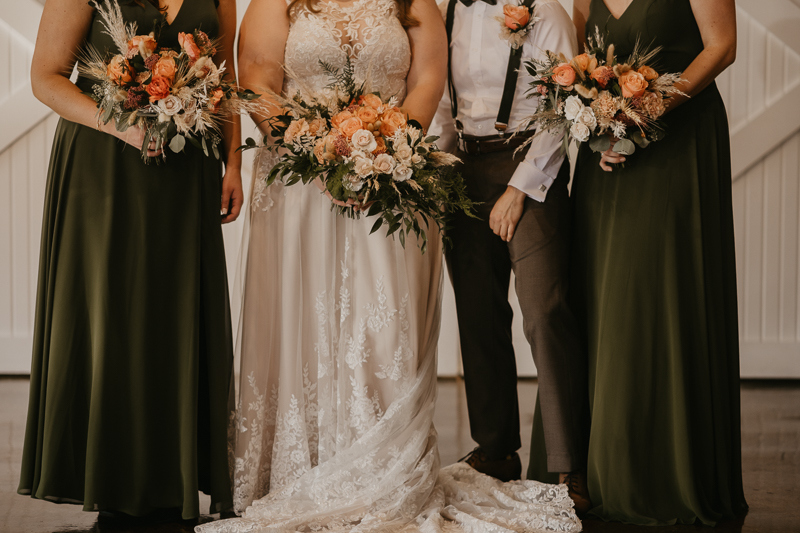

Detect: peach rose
356,106,379,124
339,116,364,139
619,70,648,98
107,55,133,85
361,93,383,109
503,5,530,30
152,54,177,81
307,118,328,137
590,65,615,88
572,53,598,73
552,63,576,87
331,110,355,130
208,87,224,113
178,32,202,64
637,65,659,81
379,107,407,137
128,34,157,58
146,75,171,102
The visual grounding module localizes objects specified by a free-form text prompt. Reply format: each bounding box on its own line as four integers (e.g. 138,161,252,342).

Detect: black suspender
445,0,536,134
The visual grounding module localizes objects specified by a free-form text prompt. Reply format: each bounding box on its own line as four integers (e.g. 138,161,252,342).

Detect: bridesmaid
529,0,748,526
17,0,240,520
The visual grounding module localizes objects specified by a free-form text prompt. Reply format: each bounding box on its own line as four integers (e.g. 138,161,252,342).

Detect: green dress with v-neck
17,0,234,519
526,0,748,526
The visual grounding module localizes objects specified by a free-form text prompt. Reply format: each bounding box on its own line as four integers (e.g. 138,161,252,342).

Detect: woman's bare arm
215,0,244,222
237,0,290,137
402,0,448,130
572,0,590,51
30,0,158,153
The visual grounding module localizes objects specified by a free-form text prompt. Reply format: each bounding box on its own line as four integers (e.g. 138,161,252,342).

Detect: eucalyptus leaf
169,134,186,153
588,135,611,153
630,130,650,149
212,142,220,160
613,138,636,155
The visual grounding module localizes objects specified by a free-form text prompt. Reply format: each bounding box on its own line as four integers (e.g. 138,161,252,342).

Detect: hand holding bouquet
243,60,475,252
80,0,263,162
523,27,686,157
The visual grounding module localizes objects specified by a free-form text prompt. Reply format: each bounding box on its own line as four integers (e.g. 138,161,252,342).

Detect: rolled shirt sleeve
508,0,578,201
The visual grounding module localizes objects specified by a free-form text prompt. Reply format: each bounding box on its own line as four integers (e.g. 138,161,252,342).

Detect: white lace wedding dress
196,1,581,532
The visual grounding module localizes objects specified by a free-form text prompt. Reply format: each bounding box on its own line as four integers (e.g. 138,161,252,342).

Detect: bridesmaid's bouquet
79,0,263,162
522,27,686,156
243,61,475,252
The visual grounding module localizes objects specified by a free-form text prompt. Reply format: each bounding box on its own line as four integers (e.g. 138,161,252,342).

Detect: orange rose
637,65,659,81
361,93,383,109
128,34,157,58
572,53,598,73
551,63,576,87
372,136,387,154
619,70,648,98
107,55,133,85
145,75,171,102
331,110,355,130
152,54,177,81
590,65,615,88
208,87,224,113
339,116,364,139
379,107,407,137
356,106,379,124
503,5,530,30
178,32,202,64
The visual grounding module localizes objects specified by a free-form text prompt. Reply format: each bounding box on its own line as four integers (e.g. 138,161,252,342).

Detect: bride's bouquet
244,60,475,252
79,0,263,162
522,27,686,156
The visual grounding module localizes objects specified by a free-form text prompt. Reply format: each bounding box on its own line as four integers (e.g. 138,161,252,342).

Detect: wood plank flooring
1,378,797,532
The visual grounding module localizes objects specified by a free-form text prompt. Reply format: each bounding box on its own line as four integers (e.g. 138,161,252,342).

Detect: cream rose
393,164,413,182
353,157,374,178
351,129,378,153
393,142,413,164
284,118,310,144
576,107,597,129
564,95,583,121
373,153,396,174
570,122,590,142
411,153,424,165
158,95,183,116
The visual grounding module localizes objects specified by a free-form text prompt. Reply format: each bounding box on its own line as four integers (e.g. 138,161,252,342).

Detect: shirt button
477,125,482,130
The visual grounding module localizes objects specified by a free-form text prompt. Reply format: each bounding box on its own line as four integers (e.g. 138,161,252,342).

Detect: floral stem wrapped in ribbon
521,26,686,158
79,0,264,163
241,60,476,253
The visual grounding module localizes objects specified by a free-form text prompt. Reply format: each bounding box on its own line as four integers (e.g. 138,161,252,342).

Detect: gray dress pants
445,147,589,473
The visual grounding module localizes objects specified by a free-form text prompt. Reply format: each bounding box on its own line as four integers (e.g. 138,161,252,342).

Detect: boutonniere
497,2,539,49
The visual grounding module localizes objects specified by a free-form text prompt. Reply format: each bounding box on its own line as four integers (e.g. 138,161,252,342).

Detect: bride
197,0,581,531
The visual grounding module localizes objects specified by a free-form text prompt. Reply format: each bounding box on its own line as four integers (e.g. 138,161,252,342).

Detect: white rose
564,95,583,121
393,164,413,182
350,129,378,153
570,122,590,142
174,111,197,133
344,173,365,192
411,153,424,166
373,153,396,174
158,95,183,116
577,107,597,129
353,157,374,178
393,143,413,164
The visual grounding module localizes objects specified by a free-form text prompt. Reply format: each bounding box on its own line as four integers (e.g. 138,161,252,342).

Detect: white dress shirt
429,0,578,202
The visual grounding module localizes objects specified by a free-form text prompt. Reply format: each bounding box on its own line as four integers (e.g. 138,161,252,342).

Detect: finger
222,191,243,224
506,223,515,242
599,159,613,172
221,186,232,217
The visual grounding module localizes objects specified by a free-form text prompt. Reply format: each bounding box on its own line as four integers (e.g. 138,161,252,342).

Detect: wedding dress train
196,0,581,531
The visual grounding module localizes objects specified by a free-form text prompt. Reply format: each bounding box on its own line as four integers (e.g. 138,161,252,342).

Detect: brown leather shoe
559,470,591,514
459,446,522,482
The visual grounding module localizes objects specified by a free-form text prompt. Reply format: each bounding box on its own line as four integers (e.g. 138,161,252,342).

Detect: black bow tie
459,0,497,6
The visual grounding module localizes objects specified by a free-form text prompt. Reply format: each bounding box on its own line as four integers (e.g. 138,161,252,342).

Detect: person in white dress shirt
430,0,591,512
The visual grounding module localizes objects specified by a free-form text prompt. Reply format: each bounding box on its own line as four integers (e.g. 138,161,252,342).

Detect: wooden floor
1,377,797,532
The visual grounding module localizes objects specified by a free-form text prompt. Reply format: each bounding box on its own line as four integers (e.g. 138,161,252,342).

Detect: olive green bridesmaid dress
17,0,234,519
527,0,748,525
